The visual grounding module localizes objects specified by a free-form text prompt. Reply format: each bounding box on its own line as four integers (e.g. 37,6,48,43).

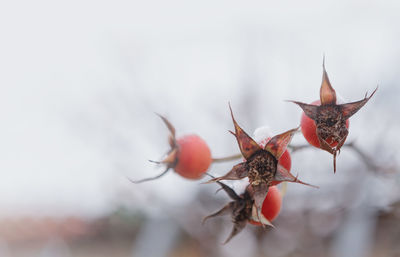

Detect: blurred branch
288,141,397,174
212,154,242,163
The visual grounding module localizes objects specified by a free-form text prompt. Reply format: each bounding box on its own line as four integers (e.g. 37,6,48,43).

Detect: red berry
174,135,212,179
133,115,212,183
249,186,282,226
300,100,350,148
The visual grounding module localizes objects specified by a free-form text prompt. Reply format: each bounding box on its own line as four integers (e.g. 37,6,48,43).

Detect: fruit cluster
132,61,377,243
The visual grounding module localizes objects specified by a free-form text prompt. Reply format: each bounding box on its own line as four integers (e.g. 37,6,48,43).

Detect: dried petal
340,87,378,119
264,127,298,159
229,104,262,160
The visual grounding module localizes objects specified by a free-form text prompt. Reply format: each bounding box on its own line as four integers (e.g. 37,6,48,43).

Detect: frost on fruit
206,104,317,226
130,114,179,183
290,60,377,172
203,182,268,244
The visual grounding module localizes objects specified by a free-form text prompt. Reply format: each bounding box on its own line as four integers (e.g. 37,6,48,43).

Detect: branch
289,141,397,174
212,153,243,163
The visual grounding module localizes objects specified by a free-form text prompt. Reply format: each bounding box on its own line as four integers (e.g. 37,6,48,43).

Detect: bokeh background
1,0,400,256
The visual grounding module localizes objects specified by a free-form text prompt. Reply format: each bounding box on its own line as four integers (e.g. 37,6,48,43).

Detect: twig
289,141,397,174
212,153,243,163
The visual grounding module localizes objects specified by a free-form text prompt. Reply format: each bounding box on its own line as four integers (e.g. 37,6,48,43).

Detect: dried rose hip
132,115,211,183
203,182,281,244
207,105,316,225
300,100,349,149
290,61,377,172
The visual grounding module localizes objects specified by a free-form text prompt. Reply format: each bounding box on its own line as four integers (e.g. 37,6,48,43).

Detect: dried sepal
320,60,337,105
289,101,319,120
156,113,177,148
264,127,298,159
205,162,248,183
274,164,319,188
202,202,234,225
229,104,262,160
215,181,242,201
251,183,272,227
223,220,247,244
131,115,179,183
250,205,274,228
340,87,378,119
128,166,171,184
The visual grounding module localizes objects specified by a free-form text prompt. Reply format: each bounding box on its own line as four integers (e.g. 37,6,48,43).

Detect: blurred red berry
132,115,211,183
174,135,212,179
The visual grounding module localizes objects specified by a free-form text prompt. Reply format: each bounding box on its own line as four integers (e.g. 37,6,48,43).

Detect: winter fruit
301,100,349,149
203,182,282,244
207,104,317,226
290,60,377,173
132,115,212,183
174,135,212,179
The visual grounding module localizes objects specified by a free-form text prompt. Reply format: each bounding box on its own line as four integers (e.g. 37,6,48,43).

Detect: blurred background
1,0,400,256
